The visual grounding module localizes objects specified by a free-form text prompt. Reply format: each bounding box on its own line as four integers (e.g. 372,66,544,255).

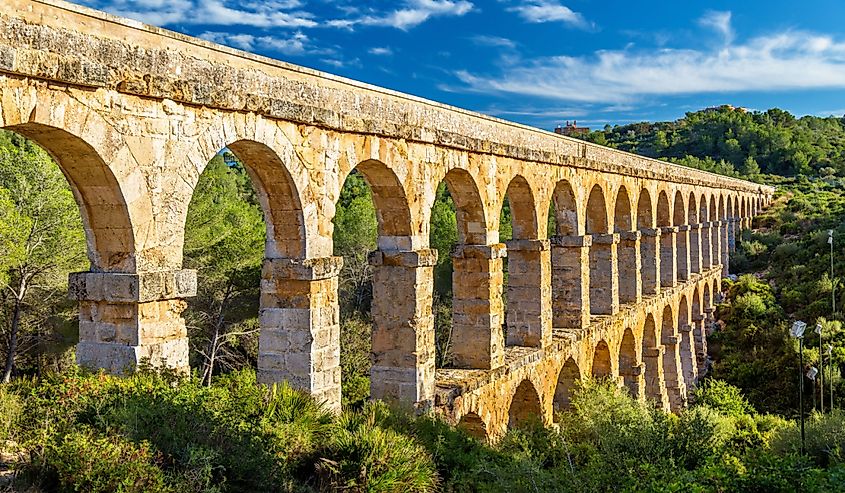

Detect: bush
42,429,171,493
691,380,756,417
317,403,438,492
0,385,22,444
770,410,845,466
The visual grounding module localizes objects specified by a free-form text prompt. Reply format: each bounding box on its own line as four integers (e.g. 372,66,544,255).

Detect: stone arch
615,186,638,304
502,175,539,240
592,340,612,378
657,191,674,287
718,195,726,220
656,190,671,227
457,412,488,441
687,192,698,223
587,184,615,314
346,159,431,404
699,194,709,223
619,328,639,398
691,286,705,370
614,186,633,232
637,189,654,228
708,195,717,221
442,168,488,245
672,191,686,226
349,159,414,247
673,191,689,280
661,304,685,410
552,180,579,236
554,357,581,414
678,295,696,389
225,140,307,259
641,314,665,406
508,379,543,428
2,123,136,272
586,184,610,234
687,192,700,273
637,189,658,296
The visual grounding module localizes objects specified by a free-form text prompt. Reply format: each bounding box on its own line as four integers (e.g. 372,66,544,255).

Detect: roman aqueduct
0,0,774,439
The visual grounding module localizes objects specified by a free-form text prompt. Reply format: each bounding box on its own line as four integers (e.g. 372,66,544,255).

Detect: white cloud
698,10,733,44
507,1,590,29
453,16,845,104
471,35,517,49
368,47,394,56
333,0,474,31
98,0,317,28
200,31,323,56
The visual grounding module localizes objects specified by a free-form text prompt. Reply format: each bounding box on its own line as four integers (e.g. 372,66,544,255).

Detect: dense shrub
3,370,845,492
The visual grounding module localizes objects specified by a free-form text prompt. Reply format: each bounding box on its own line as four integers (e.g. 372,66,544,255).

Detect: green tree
0,132,86,382
183,152,265,385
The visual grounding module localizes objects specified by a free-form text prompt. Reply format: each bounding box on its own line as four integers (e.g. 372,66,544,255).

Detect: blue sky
78,0,845,130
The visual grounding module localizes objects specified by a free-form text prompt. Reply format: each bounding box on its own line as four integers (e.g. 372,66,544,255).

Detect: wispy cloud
453,13,845,104
507,1,591,29
698,10,734,45
330,0,474,31
83,0,471,31
199,31,330,56
87,0,318,28
471,35,517,49
368,47,394,56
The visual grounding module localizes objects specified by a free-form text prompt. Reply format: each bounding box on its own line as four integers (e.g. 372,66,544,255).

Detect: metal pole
820,326,824,413
799,337,805,455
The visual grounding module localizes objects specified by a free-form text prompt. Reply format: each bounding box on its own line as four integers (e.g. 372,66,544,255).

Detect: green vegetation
581,105,845,178
2,371,845,492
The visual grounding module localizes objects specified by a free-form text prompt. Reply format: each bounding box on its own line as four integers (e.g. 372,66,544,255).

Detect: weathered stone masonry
0,0,773,432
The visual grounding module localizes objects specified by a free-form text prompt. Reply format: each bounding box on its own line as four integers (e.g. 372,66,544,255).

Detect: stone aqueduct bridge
2,0,773,438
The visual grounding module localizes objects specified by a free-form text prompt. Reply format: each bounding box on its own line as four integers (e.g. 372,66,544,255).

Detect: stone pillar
729,218,739,253
676,225,691,281
618,231,642,305
623,362,644,401
711,220,722,271
258,257,343,412
688,223,702,274
639,228,661,296
368,249,438,409
720,220,730,276
589,233,619,316
451,243,506,370
662,333,687,412
551,235,591,329
71,270,196,375
642,345,670,411
693,314,708,374
679,323,698,387
505,239,552,348
700,222,712,269
660,226,678,288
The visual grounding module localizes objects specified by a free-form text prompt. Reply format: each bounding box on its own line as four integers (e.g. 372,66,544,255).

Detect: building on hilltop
554,120,590,137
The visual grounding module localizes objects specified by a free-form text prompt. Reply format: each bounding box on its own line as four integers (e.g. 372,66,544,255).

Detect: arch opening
619,328,639,398
508,379,543,429
457,412,488,441
592,340,612,378
661,304,685,411
587,185,616,315
0,128,90,381
554,357,581,416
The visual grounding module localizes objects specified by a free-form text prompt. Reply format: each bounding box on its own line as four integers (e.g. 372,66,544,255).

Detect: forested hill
576,106,845,179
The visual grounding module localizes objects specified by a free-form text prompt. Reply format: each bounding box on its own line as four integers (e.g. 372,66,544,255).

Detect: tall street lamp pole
791,320,807,455
817,323,824,413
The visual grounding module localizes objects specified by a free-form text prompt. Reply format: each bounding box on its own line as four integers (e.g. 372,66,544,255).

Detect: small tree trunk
2,297,22,383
